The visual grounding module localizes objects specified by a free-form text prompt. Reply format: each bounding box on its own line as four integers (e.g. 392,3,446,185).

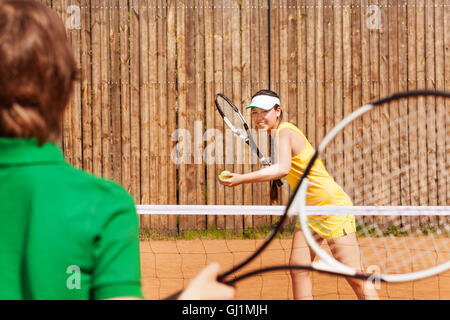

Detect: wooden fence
38,0,449,231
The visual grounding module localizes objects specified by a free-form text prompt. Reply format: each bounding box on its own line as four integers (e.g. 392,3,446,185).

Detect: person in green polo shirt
0,0,234,300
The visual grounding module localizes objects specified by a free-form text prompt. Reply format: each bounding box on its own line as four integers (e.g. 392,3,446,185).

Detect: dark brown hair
0,0,79,144
252,89,283,204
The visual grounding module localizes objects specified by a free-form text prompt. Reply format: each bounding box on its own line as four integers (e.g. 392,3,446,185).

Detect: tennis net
137,205,449,300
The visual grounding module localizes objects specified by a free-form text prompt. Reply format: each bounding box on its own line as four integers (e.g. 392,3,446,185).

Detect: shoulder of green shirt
66,164,138,215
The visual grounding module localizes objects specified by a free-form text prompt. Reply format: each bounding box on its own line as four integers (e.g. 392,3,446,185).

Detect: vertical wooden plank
398,0,410,229
445,1,450,207
283,0,297,206
178,1,204,231
214,1,226,230
368,0,382,231
351,0,363,217
269,0,278,100
407,0,420,230
425,0,438,211
271,0,280,98
272,0,280,92
241,0,253,230
297,1,307,135
302,0,316,230
287,0,297,128
250,0,261,216
397,0,409,232
55,0,71,158
195,0,206,228
306,0,316,149
157,0,171,230
231,0,243,231
81,0,93,175
260,0,271,221
360,0,372,218
434,0,446,224
130,0,141,203
138,1,150,228
249,0,261,229
205,0,217,228
101,2,112,181
434,0,446,227
252,0,271,227
333,0,343,187
276,0,286,207
416,0,427,214
91,0,102,178
110,0,122,185
60,0,72,163
369,0,381,206
324,0,334,186
388,0,400,207
378,0,389,230
167,0,178,231
223,0,235,230
294,1,306,229
177,0,189,229
59,0,68,155
269,0,280,211
119,0,131,196
342,0,353,200
315,0,325,144
69,0,83,170
149,1,159,229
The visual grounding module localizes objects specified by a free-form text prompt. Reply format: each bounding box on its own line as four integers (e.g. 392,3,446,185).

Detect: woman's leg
289,228,323,299
327,233,379,300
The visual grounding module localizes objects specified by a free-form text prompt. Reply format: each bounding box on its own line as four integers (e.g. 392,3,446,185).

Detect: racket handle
164,289,183,300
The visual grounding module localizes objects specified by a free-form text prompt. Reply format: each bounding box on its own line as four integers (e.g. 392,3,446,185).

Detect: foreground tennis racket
294,89,450,283
166,90,449,299
215,93,283,187
228,89,449,286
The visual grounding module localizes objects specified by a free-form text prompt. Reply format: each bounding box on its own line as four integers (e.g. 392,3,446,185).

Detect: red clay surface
140,238,450,300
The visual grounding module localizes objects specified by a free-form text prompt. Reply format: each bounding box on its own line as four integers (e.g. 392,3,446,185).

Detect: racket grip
164,290,183,300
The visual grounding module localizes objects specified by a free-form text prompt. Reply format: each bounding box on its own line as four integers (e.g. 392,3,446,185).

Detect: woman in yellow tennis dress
218,89,379,300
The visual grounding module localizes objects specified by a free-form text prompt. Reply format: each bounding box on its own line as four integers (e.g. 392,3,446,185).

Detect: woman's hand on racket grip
218,172,243,187
178,263,235,300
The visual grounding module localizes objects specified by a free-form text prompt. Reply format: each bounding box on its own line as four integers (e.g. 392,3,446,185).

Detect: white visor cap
246,95,280,110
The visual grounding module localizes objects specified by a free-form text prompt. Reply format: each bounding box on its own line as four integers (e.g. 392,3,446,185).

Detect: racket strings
302,97,449,276
216,96,248,138
320,106,449,206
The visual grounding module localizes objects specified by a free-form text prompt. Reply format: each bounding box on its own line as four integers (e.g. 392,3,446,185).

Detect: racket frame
297,91,450,283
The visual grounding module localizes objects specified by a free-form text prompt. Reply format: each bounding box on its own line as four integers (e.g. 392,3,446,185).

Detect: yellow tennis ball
220,170,231,180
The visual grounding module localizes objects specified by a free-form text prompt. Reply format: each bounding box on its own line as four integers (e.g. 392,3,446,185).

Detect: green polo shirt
0,138,143,299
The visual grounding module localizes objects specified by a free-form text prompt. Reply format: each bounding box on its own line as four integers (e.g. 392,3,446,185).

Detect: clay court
139,238,450,300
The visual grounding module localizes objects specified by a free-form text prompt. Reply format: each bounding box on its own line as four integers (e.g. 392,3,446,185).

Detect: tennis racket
214,93,283,187
293,89,450,283
226,89,450,287
165,90,449,299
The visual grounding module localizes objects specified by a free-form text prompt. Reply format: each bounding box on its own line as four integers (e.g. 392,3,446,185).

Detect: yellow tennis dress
278,122,356,239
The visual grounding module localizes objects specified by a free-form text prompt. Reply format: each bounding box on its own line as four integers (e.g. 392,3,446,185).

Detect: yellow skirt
296,214,356,239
